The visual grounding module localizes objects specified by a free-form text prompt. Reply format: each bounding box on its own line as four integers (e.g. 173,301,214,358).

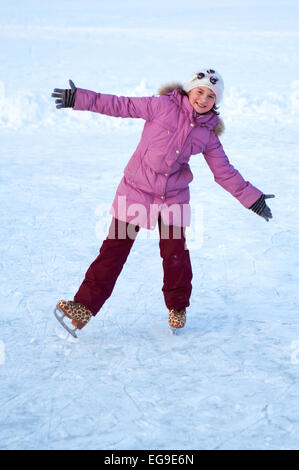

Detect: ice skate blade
170,327,178,335
54,308,78,338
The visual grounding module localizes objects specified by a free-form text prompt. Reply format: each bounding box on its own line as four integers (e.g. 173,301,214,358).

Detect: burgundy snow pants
74,217,193,315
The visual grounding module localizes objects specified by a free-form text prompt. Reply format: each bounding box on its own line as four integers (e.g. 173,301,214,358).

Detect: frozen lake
0,0,299,450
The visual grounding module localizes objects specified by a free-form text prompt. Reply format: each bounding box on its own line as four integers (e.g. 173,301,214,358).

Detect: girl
51,69,274,337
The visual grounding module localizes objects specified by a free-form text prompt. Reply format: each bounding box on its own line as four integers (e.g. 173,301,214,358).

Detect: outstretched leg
74,218,140,315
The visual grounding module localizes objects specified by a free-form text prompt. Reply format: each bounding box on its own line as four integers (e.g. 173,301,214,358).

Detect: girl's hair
178,87,220,115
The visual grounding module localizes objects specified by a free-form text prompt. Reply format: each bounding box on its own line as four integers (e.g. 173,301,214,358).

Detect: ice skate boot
54,300,92,338
168,308,186,334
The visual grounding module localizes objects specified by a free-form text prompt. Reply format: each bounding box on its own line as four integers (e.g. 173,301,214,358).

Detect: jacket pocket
144,148,170,173
154,118,177,134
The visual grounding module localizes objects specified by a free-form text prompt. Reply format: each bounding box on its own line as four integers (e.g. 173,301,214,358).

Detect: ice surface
0,0,299,450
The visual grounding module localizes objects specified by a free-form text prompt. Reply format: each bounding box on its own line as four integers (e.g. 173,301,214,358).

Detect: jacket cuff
73,88,98,111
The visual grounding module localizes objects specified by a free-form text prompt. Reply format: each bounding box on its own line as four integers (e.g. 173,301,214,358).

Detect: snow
0,0,299,450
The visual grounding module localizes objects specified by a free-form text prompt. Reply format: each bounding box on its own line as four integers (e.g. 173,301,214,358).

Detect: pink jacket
73,85,262,229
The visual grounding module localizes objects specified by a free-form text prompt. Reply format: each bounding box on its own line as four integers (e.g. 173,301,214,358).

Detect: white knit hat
183,69,224,104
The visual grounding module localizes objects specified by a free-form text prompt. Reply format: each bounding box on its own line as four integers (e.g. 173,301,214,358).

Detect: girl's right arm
73,87,160,121
51,79,160,121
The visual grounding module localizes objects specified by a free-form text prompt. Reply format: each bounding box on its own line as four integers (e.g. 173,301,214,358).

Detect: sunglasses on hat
196,70,218,85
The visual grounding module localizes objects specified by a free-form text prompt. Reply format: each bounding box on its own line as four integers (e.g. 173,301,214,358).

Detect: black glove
249,194,275,222
51,79,77,109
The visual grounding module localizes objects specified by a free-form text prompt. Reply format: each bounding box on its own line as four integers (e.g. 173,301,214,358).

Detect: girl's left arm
203,133,263,209
73,88,160,121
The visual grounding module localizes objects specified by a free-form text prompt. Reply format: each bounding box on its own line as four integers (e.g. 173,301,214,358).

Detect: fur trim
214,119,225,136
158,82,224,136
158,82,183,96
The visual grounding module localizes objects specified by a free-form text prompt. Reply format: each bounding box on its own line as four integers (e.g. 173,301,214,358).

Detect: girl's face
188,86,216,114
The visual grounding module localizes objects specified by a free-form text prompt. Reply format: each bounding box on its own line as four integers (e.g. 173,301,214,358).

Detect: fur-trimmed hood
158,82,225,137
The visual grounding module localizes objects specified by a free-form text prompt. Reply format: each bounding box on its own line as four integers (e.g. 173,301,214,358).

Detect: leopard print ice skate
168,308,186,330
56,300,92,329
